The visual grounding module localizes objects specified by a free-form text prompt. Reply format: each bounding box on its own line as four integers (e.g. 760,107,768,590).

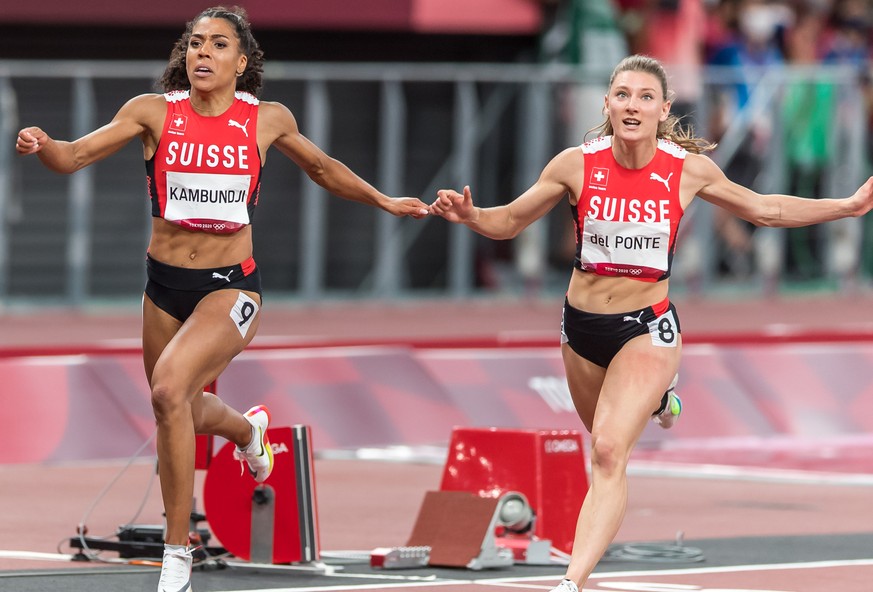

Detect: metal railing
0,60,868,306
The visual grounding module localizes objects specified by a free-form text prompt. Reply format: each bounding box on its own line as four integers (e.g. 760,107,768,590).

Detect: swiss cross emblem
168,114,188,135
589,167,609,189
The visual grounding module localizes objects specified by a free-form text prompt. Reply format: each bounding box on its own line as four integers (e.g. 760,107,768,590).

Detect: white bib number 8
647,309,677,348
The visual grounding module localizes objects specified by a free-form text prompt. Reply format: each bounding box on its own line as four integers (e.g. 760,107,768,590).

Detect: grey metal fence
0,60,868,307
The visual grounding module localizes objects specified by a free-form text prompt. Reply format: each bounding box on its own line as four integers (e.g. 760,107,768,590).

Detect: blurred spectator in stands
820,0,873,281
705,0,792,284
620,0,708,126
779,1,835,281
823,0,872,163
539,0,629,138
707,0,791,183
824,0,871,61
703,0,739,61
615,0,710,290
523,0,630,292
539,0,628,67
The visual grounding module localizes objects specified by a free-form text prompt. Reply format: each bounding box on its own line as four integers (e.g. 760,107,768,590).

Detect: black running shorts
560,297,681,368
144,253,262,322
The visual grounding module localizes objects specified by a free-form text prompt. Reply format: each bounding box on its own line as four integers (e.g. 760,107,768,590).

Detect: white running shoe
158,545,193,592
233,405,274,482
652,374,682,429
549,579,579,592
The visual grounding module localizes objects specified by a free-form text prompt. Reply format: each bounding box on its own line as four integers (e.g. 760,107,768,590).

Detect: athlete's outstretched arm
431,147,578,239
262,101,428,219
15,94,164,174
687,153,873,227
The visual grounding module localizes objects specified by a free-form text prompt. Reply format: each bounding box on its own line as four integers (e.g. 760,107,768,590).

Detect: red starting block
439,427,588,554
203,425,319,564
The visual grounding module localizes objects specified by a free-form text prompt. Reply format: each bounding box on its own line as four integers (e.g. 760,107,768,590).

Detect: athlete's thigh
561,343,607,432
594,333,682,442
142,293,184,384
152,289,262,395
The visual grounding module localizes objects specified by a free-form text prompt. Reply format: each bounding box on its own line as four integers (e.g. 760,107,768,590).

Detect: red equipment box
439,426,588,553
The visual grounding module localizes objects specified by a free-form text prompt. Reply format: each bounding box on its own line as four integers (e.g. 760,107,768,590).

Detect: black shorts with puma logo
560,297,680,368
144,253,262,322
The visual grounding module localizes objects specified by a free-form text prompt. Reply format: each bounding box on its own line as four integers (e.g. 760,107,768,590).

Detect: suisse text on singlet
580,196,671,275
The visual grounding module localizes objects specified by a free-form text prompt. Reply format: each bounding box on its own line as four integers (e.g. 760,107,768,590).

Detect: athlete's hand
15,127,48,155
431,185,476,224
385,197,430,219
850,176,873,217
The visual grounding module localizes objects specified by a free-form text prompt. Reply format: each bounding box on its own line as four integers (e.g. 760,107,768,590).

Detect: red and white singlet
573,136,686,282
146,90,262,234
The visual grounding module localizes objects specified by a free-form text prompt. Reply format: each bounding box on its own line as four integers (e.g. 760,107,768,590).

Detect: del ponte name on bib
589,233,663,249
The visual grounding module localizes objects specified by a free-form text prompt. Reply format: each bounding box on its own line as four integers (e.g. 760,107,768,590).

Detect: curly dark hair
157,6,265,97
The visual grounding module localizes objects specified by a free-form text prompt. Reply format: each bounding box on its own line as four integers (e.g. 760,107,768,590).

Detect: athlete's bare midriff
566,267,669,314
147,217,254,268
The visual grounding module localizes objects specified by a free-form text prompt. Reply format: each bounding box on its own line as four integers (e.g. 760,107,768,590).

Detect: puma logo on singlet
228,118,250,138
212,270,234,282
623,311,644,324
649,172,673,192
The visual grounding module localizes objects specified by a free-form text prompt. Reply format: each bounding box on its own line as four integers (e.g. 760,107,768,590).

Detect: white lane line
211,558,873,592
